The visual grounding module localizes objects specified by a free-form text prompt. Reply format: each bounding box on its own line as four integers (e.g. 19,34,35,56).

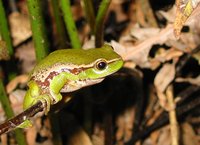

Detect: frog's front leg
49,72,73,104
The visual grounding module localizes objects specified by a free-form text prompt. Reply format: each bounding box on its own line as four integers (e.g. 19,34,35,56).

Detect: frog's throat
60,78,104,92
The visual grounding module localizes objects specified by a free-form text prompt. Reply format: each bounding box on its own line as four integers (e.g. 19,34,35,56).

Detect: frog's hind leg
25,93,53,115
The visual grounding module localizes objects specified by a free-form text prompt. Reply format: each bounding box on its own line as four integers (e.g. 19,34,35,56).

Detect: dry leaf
153,47,183,63
0,134,7,145
68,128,93,145
120,24,177,68
193,51,200,64
181,123,199,145
175,75,200,86
26,124,38,145
143,126,171,145
111,40,127,57
92,123,104,145
9,12,32,46
9,89,25,106
109,0,128,22
15,41,36,73
131,27,160,41
174,0,200,38
154,63,176,108
158,6,176,23
154,63,176,92
6,74,29,94
157,126,171,145
115,107,135,143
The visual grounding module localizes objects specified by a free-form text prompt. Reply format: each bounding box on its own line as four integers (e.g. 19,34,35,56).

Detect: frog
20,44,123,128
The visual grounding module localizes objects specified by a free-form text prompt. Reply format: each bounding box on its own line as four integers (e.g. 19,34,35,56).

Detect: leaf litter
1,0,200,145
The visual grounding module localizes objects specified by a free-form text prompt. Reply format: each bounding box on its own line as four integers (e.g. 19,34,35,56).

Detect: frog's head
78,45,123,81
63,45,123,91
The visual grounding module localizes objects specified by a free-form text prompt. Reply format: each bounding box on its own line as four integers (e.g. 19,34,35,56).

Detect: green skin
20,44,123,128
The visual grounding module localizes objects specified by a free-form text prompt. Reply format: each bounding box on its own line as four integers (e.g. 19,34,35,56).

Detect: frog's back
32,45,121,74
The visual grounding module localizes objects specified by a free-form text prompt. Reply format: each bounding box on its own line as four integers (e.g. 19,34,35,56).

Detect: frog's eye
95,59,107,70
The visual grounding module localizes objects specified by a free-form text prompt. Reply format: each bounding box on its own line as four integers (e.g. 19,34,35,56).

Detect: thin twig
0,101,43,135
166,85,179,145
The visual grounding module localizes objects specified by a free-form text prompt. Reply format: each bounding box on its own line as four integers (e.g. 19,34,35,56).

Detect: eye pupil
96,61,107,70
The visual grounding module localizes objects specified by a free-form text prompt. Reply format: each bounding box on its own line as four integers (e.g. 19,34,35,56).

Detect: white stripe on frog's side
30,58,121,82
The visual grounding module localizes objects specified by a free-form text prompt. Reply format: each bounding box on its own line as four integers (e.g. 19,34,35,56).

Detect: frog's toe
17,120,33,128
39,95,52,115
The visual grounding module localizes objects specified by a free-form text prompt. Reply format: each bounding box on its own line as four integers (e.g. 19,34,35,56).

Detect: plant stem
60,0,81,49
27,0,49,61
95,0,111,47
166,86,179,145
0,79,26,145
51,0,68,49
0,0,14,56
8,0,18,12
83,0,95,34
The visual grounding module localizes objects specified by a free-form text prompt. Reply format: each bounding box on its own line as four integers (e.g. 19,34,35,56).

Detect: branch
0,101,43,135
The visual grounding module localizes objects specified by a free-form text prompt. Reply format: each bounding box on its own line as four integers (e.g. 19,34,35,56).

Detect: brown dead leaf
131,27,160,41
15,41,36,73
115,107,135,143
166,39,188,51
111,40,127,58
154,63,176,108
154,63,175,92
0,40,10,60
143,126,171,145
182,123,199,145
146,47,183,70
0,90,25,122
109,0,128,22
157,126,171,145
175,75,200,86
193,51,200,64
174,1,200,38
154,47,183,63
82,36,95,49
26,123,38,145
158,6,176,23
92,123,104,145
6,74,29,94
9,89,25,106
120,24,177,68
9,12,32,46
0,134,7,145
68,128,93,145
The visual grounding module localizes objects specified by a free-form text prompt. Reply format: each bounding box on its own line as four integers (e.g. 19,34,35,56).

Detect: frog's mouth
84,78,105,85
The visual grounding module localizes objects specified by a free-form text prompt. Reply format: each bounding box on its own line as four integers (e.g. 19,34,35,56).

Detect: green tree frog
21,44,123,127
